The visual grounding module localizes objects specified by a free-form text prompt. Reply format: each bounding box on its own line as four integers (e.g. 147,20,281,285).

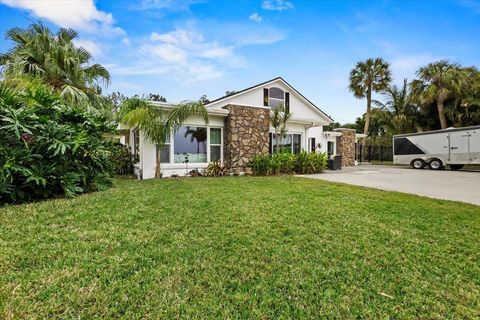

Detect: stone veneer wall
335,128,356,167
223,104,270,169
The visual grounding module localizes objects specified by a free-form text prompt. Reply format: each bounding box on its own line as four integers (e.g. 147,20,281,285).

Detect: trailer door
448,132,471,163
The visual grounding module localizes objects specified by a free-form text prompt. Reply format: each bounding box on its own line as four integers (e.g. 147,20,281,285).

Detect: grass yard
1,177,479,319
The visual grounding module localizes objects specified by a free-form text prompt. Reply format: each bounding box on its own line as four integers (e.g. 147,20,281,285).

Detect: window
292,134,301,154
268,87,284,110
210,128,222,162
327,141,335,156
133,129,140,159
308,137,316,153
156,134,170,164
269,133,302,154
174,126,207,163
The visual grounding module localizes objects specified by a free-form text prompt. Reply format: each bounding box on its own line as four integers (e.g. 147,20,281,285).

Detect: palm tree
349,58,392,137
410,60,467,129
119,98,208,178
373,79,421,134
0,22,110,111
455,66,480,127
270,103,292,153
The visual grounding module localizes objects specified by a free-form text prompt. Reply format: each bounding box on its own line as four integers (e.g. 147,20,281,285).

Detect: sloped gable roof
205,77,334,122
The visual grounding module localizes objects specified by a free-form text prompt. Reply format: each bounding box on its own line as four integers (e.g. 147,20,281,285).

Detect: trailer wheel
449,164,464,171
410,159,425,169
428,158,443,170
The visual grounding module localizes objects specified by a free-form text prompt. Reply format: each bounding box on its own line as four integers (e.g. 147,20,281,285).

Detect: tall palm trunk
364,88,372,135
436,98,448,129
362,87,372,160
155,150,161,178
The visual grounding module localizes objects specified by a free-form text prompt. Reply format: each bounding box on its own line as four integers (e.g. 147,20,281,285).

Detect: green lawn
1,177,479,319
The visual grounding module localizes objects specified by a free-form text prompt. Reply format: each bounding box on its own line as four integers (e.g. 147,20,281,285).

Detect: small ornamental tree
270,103,292,154
119,99,209,178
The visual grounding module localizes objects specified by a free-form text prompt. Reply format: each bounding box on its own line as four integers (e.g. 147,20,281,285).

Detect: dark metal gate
357,145,393,162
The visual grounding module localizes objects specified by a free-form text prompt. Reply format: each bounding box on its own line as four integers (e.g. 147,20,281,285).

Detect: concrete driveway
300,165,480,206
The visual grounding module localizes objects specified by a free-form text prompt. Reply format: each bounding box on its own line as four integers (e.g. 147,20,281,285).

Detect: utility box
328,155,342,170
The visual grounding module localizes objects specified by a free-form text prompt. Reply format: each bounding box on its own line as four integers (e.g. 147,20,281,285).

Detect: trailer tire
449,164,464,171
428,158,443,170
410,159,425,169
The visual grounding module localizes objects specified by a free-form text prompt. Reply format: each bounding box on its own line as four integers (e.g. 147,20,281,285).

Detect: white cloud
200,46,233,58
111,27,231,82
235,28,286,45
111,22,285,83
150,29,202,46
186,63,223,81
249,12,262,22
262,0,294,11
390,54,439,81
0,0,124,35
147,27,233,60
143,43,188,64
109,63,172,76
138,0,202,10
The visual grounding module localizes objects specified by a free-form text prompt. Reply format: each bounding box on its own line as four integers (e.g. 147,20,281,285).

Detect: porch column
223,104,270,170
334,128,356,167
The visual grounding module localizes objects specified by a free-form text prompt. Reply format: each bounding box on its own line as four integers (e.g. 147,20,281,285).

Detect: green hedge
250,151,328,176
0,82,116,204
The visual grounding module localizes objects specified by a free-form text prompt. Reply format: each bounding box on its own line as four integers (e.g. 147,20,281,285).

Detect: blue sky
1,0,479,122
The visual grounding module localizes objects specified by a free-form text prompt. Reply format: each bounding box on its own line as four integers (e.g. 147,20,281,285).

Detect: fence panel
357,145,393,162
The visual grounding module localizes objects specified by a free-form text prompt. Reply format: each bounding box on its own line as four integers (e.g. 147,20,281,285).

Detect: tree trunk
155,148,161,178
437,99,448,129
362,88,372,161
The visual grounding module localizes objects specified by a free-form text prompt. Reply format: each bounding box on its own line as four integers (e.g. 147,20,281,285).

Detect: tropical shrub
204,160,227,177
295,151,328,174
109,143,134,175
0,22,111,112
0,82,116,204
250,154,271,175
250,151,327,176
272,152,296,175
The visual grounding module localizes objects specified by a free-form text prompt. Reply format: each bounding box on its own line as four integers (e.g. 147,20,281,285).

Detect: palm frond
166,100,209,132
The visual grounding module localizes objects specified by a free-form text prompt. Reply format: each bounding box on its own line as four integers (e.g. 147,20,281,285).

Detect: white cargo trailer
393,125,480,170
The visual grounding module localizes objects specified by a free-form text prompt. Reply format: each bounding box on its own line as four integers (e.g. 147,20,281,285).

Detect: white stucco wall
138,114,225,179
206,79,331,125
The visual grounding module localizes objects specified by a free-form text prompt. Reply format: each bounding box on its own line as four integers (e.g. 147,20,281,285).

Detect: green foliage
272,152,296,174
250,154,271,175
204,160,227,177
0,82,115,204
343,60,480,146
250,151,327,176
294,151,328,174
0,21,110,112
270,103,292,153
349,57,392,136
109,143,134,175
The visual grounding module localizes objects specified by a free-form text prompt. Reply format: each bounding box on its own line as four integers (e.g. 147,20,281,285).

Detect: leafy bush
273,152,296,174
109,143,134,175
250,151,327,176
295,151,328,174
0,82,116,204
250,154,271,175
204,160,227,177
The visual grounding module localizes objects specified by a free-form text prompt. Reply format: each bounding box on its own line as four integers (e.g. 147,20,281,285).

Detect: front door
448,132,471,162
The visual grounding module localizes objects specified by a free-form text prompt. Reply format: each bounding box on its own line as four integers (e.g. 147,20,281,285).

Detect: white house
125,77,359,179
